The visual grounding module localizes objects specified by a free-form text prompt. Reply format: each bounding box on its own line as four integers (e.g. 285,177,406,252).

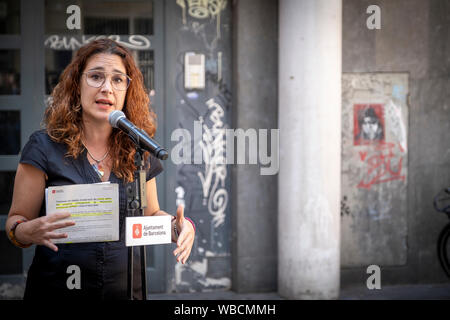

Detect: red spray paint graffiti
357,142,406,189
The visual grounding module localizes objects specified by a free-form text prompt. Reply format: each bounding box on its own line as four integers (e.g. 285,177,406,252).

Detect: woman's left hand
173,204,195,264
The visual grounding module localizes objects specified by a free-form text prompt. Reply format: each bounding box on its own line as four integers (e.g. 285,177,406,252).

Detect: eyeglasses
82,70,132,91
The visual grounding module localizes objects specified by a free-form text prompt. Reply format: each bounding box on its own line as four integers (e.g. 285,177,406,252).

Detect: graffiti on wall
341,73,409,267
341,195,351,217
357,142,406,189
353,103,406,190
176,0,227,39
197,98,228,227
44,35,151,50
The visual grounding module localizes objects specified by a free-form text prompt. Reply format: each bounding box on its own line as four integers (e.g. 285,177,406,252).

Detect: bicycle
434,187,450,278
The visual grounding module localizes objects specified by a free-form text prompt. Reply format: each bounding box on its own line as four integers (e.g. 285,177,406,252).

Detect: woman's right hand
15,212,76,252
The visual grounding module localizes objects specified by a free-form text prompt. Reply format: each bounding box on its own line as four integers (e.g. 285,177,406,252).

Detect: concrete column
278,0,342,299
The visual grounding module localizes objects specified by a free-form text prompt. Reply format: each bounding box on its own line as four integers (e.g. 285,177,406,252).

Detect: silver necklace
83,144,110,178
85,147,110,163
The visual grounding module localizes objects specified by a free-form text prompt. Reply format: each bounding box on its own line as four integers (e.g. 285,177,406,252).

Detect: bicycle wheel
437,222,450,278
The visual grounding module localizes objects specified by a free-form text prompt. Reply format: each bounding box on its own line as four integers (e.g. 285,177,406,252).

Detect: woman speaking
5,39,195,299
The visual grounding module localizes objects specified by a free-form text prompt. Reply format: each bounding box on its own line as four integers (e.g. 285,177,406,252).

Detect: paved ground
338,283,450,300
148,283,450,300
1,281,449,300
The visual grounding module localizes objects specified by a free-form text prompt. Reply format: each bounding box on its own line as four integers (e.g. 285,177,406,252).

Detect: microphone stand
126,146,148,300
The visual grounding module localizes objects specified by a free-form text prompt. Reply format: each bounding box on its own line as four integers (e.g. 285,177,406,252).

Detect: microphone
109,110,169,160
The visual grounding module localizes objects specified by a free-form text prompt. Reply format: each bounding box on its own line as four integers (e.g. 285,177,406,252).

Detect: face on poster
353,104,385,145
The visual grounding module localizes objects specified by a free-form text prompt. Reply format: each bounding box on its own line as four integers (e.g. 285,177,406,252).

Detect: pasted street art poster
341,73,409,267
353,104,385,145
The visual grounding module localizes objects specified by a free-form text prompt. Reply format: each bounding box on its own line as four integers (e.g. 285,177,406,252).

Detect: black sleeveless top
20,130,163,300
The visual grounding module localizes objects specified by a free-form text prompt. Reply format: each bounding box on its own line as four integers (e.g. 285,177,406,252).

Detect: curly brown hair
44,38,157,182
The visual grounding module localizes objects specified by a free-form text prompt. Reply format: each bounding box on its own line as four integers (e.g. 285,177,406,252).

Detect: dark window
85,17,129,35
0,230,22,274
138,50,155,91
0,171,15,214
0,111,20,155
0,172,21,275
0,0,20,35
134,17,153,35
0,49,20,95
45,49,73,95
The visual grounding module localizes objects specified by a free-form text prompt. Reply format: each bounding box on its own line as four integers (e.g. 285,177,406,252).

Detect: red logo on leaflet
52,190,56,194
133,224,142,239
